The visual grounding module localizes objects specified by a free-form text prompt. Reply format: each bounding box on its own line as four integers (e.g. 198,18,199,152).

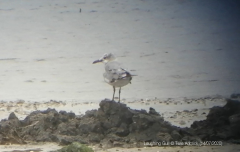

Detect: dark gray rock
0,98,239,147
171,130,182,141
231,93,240,99
149,107,160,116
156,132,173,141
229,113,240,136
191,99,240,141
8,112,18,120
115,123,130,137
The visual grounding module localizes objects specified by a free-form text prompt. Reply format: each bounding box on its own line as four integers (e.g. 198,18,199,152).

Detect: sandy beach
0,0,240,151
1,143,240,152
0,0,240,102
1,142,240,152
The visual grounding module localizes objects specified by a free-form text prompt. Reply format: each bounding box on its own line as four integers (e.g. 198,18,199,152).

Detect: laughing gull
93,53,134,102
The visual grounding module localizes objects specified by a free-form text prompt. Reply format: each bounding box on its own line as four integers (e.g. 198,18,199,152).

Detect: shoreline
0,142,239,152
0,95,228,127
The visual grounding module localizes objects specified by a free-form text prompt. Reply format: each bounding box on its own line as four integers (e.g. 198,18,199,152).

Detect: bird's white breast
107,77,131,87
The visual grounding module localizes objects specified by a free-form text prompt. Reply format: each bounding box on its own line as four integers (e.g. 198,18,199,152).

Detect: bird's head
93,53,116,64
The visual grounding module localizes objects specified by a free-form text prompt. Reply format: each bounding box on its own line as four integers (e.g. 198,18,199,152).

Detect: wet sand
0,0,240,102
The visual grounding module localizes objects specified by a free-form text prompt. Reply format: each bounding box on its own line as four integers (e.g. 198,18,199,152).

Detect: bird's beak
92,59,103,64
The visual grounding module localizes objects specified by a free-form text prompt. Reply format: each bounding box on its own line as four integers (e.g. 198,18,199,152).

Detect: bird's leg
112,86,115,101
118,87,121,103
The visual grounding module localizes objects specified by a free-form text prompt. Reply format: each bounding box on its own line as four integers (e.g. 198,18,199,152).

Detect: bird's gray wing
104,61,131,83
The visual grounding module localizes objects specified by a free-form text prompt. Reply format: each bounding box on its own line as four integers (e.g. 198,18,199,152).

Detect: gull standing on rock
93,53,135,102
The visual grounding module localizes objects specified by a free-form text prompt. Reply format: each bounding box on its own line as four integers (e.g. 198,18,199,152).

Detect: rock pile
191,99,240,141
0,99,194,147
0,98,239,147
